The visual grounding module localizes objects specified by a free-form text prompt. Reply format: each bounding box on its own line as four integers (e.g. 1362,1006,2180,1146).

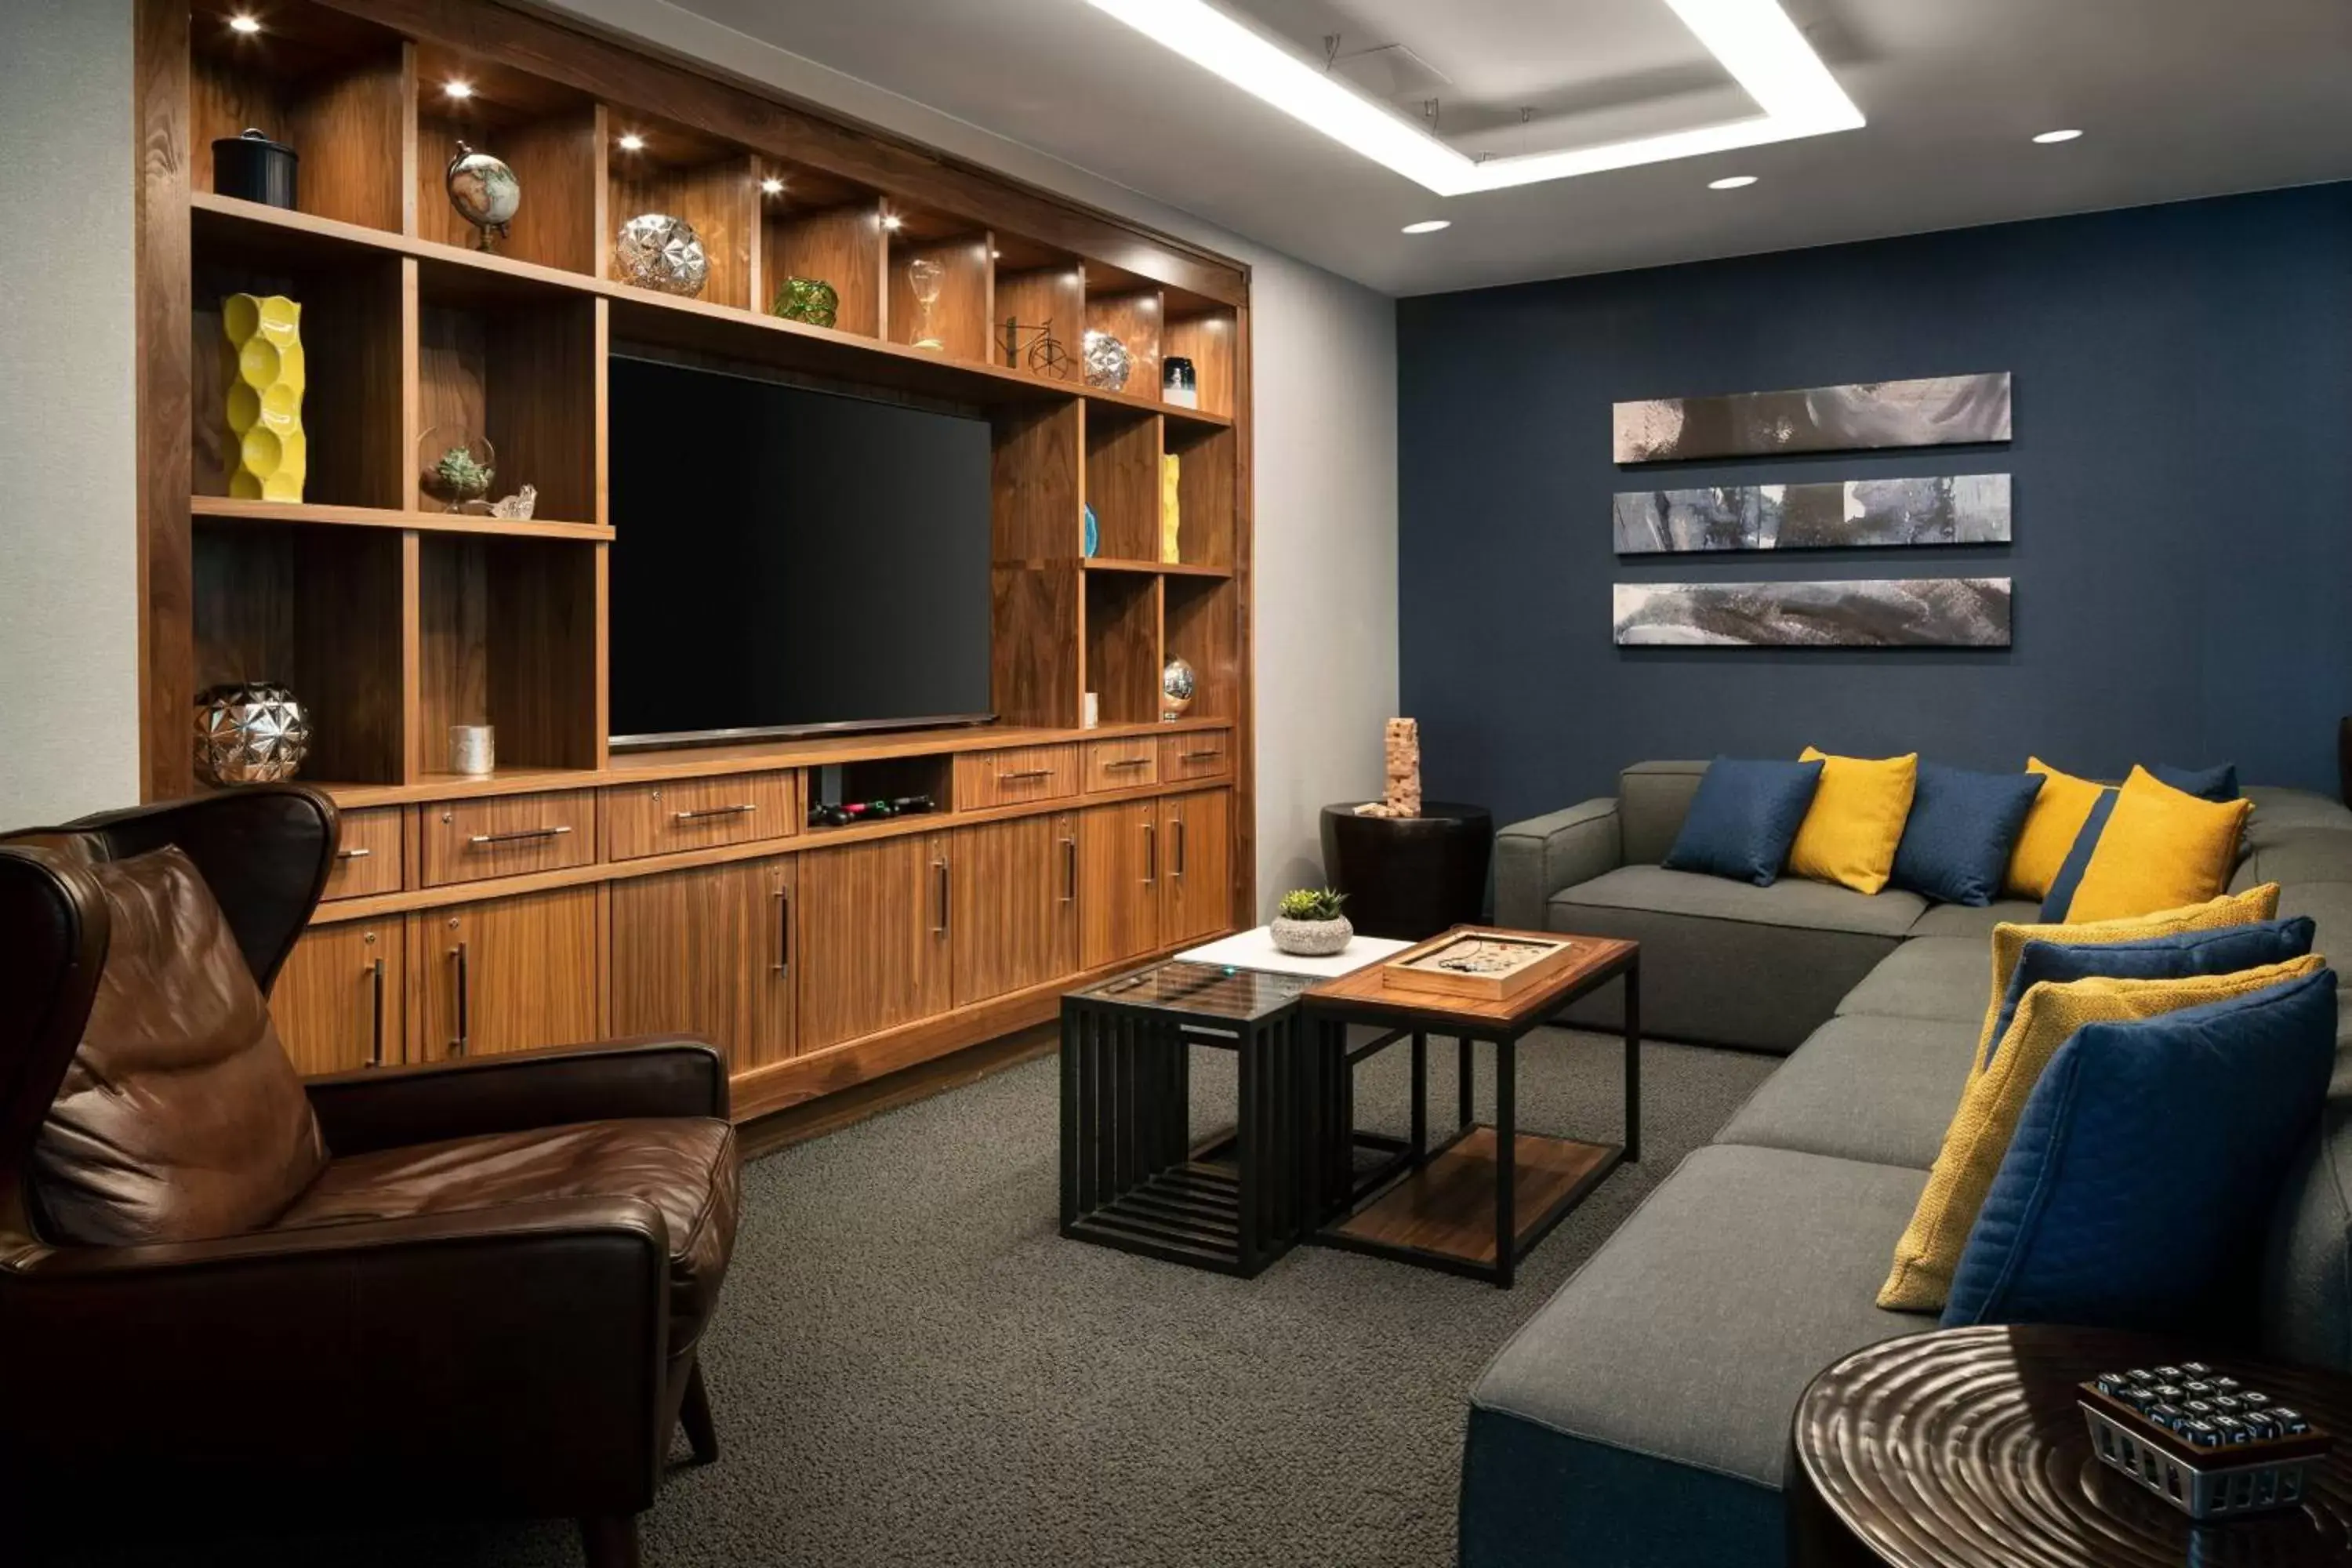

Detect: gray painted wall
1399,184,2352,827
0,2,140,823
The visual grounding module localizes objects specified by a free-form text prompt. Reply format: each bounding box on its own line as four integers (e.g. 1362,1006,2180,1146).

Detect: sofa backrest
1619,760,1710,866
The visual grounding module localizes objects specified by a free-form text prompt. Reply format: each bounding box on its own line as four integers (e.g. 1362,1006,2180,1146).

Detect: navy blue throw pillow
1661,757,1824,887
1944,967,2336,1334
2038,788,2119,920
2152,761,2241,802
1889,763,2045,907
1980,916,2318,1068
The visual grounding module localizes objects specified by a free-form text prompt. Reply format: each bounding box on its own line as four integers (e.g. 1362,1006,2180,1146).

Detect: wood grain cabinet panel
1160,789,1232,947
322,806,405,901
1083,737,1158,793
1158,730,1232,785
604,771,797,862
270,920,405,1075
410,887,601,1062
1080,800,1161,968
952,744,1079,811
421,789,599,887
797,834,953,1054
608,857,794,1071
952,812,1079,1007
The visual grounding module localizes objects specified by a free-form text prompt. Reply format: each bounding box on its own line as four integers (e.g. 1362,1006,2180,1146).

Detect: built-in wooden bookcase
413,49,603,274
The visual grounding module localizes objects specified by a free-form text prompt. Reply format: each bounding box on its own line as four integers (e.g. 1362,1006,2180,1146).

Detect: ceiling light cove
1080,0,1863,195
1708,175,1759,189
1402,220,1451,234
2032,129,2085,143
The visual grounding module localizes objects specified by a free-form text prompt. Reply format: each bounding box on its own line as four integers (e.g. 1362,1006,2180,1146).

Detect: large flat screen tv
607,356,995,748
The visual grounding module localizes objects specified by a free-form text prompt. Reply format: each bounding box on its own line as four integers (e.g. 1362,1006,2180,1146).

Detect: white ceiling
653,0,2352,296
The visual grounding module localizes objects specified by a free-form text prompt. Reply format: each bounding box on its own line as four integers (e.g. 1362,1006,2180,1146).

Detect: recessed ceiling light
2032,129,2084,144
991,248,1002,259
616,132,645,152
882,213,903,231
1708,175,1759,189
760,176,784,195
1401,220,1450,234
227,13,263,34
1081,0,1862,195
441,81,473,100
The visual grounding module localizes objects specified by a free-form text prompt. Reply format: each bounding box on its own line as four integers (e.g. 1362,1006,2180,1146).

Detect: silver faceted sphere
614,212,709,297
1083,329,1132,391
194,682,311,786
1160,657,1196,720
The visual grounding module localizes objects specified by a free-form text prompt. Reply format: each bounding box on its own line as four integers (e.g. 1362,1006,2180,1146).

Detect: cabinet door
953,812,1080,1007
1080,800,1161,969
412,887,600,1062
797,833,953,1054
608,858,793,1073
270,920,405,1074
1161,789,1233,946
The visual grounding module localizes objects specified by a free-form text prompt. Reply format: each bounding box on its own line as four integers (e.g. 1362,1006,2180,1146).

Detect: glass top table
1074,959,1315,1023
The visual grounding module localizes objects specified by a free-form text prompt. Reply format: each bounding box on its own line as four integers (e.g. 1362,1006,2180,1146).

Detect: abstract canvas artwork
1613,474,2012,554
1613,577,2013,647
1613,373,2013,463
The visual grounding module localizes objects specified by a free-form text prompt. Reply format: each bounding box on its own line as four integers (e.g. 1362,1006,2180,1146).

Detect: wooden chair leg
579,1515,641,1568
681,1359,719,1465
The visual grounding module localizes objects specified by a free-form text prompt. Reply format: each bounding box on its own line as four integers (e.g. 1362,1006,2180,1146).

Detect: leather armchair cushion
32,848,326,1246
276,1116,739,1355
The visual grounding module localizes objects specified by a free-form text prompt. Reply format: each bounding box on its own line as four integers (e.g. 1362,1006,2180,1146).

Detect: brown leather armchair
0,786,739,1567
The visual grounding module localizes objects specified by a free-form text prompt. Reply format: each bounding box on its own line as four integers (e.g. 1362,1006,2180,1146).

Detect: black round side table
1319,801,1493,941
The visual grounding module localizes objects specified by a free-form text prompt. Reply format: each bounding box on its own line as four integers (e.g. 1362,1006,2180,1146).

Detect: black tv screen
607,356,995,746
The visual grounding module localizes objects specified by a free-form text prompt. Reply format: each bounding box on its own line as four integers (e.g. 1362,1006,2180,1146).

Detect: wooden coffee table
1788,1325,2352,1566
1301,926,1640,1288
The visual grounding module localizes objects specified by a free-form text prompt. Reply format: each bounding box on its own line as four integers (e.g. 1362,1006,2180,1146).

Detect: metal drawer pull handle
934,860,951,934
368,956,386,1069
1174,816,1187,877
467,825,574,845
1180,750,1223,762
450,941,470,1058
674,804,758,821
1144,822,1158,884
1062,837,1077,902
1103,758,1151,771
999,768,1054,782
774,889,791,974
336,846,374,861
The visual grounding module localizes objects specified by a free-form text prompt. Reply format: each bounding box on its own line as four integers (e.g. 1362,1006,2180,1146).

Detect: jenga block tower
1385,717,1421,818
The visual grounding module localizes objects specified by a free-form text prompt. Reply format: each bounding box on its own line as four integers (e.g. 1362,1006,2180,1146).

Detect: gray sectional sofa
1464,760,2352,1567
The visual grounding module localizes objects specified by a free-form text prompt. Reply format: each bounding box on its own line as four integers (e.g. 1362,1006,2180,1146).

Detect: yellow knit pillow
2065,765,2254,924
2003,757,2107,900
1787,748,1918,895
1972,883,2283,1069
1879,953,2325,1313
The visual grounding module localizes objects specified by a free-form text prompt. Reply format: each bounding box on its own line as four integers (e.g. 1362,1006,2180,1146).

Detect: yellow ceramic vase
223,293,307,502
1160,452,1181,563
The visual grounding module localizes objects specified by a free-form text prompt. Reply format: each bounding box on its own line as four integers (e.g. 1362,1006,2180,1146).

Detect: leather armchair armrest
0,1198,672,1512
306,1036,729,1156
1494,799,1622,930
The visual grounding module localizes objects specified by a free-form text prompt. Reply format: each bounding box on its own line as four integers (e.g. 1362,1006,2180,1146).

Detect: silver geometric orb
1160,657,1196,721
613,212,709,297
194,681,310,786
1083,329,1132,391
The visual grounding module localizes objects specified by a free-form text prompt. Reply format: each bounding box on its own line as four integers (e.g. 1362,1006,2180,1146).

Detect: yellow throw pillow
2003,757,2107,900
1879,953,2325,1313
1973,883,2283,1069
1787,748,1918,895
2065,765,2255,924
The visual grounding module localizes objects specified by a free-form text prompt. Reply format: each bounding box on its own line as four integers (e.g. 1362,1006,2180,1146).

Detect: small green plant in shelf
1272,887,1352,957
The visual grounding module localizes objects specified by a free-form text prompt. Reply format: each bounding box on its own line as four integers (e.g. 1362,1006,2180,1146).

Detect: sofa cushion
1619,760,1710,866
2262,1092,2352,1372
2151,760,2241,802
2005,758,2109,901
1559,865,1926,938
1461,1146,1931,1568
1716,1014,1978,1171
1662,758,1824,887
2067,767,2252,923
1835,937,1988,1025
1981,917,2316,1069
2280,883,2352,966
1788,749,1917,896
2243,830,2352,890
1890,763,2045,909
1907,898,2042,938
2243,786,2352,840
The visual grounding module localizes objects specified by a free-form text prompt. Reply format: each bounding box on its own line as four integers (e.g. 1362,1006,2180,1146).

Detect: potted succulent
1272,887,1352,957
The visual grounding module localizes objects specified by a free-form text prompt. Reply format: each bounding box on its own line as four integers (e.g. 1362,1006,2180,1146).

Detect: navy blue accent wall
1398,184,2352,826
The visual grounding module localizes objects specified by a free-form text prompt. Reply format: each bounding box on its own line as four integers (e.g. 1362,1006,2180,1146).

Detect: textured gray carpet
61,1031,1773,1568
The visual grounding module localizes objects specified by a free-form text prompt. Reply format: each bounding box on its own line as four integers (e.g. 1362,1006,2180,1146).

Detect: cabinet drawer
1084,737,1159,793
323,807,404,900
1159,730,1232,784
604,771,797,862
421,789,599,887
953,744,1079,811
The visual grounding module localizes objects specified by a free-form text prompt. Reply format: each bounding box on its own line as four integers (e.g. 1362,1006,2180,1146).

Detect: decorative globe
445,143,520,249
614,212,708,297
1083,329,1132,391
771,276,840,328
1160,657,1197,720
194,682,311,786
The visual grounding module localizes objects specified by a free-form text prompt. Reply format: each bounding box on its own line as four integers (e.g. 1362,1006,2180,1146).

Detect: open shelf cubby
418,533,604,776
1165,301,1238,419
1085,280,1163,403
810,754,956,818
606,111,757,312
885,209,994,363
1167,422,1237,569
193,517,406,785
1084,405,1166,564
413,46,604,276
757,163,887,336
416,277,602,525
992,238,1087,387
1084,571,1163,727
1163,576,1238,722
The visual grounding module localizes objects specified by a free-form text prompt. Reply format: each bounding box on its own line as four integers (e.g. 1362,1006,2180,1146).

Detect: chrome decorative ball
614,212,709,297
194,682,310,786
1160,657,1197,720
1083,329,1132,391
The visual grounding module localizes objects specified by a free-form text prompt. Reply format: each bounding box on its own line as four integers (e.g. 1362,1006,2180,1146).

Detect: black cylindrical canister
213,128,298,209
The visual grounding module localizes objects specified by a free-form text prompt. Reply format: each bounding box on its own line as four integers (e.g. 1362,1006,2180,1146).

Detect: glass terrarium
418,426,495,514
